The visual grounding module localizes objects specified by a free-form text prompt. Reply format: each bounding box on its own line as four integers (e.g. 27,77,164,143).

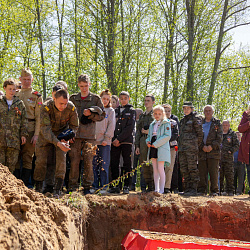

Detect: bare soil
85,191,250,250
0,162,250,250
0,164,87,250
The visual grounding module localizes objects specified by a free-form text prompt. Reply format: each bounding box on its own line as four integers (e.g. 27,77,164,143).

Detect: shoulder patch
32,91,42,97
45,106,50,112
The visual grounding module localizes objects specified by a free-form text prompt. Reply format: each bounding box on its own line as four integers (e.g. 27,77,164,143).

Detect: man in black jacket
110,91,136,194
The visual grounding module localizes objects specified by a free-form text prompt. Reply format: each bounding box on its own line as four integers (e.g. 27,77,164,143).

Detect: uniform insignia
167,127,170,130
227,137,231,142
38,102,42,108
32,91,42,97
14,107,21,115
45,106,50,112
72,106,75,111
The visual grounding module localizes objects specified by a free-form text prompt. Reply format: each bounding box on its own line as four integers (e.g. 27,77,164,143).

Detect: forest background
0,0,250,129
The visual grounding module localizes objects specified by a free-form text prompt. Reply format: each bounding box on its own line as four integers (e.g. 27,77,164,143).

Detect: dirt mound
0,164,87,250
86,192,250,250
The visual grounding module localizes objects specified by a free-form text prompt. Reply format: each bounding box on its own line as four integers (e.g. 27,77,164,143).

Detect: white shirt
7,99,13,110
153,121,161,135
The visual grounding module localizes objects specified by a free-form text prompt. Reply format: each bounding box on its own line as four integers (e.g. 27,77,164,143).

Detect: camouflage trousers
0,147,19,173
179,151,199,188
68,138,95,189
220,161,234,193
16,131,35,170
33,143,66,181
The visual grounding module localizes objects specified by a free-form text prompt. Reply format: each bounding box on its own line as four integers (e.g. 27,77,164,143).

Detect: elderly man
198,105,222,196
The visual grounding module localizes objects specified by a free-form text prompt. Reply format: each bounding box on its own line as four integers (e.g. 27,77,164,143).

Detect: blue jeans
92,145,110,189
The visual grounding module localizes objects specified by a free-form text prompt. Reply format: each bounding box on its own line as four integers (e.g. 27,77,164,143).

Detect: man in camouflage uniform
0,79,28,173
178,101,203,196
135,94,155,192
33,89,78,194
198,105,222,196
220,120,239,196
15,68,43,186
69,74,105,195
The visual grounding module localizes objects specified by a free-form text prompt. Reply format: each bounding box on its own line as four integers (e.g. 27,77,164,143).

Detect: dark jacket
199,117,222,160
238,111,250,164
179,112,203,152
70,92,105,140
221,129,239,162
113,104,136,144
169,118,179,148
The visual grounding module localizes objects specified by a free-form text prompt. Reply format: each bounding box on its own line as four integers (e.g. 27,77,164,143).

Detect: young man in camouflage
178,101,203,196
0,79,28,173
135,94,155,192
198,105,222,196
69,74,105,195
220,120,239,196
15,68,43,186
33,89,79,194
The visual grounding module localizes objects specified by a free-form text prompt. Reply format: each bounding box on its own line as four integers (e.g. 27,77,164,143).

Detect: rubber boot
13,169,21,179
35,181,43,193
54,178,64,196
21,168,32,187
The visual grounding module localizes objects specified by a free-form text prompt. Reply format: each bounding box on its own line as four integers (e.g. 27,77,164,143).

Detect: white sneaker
100,189,107,195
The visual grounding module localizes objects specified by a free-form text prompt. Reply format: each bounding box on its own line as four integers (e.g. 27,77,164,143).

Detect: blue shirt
203,121,212,144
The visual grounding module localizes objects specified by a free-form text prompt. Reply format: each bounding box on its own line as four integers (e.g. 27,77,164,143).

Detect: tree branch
218,66,250,75
226,0,246,13
224,21,250,33
226,5,250,20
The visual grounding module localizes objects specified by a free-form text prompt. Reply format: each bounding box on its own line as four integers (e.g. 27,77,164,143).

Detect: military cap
88,106,103,115
183,101,194,108
21,68,33,77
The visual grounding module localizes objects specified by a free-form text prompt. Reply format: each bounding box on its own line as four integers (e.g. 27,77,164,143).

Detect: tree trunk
207,0,228,104
186,0,195,101
35,0,46,99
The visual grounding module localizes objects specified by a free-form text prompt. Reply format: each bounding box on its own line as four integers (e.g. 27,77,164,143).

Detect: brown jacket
198,117,222,160
37,99,79,147
70,92,105,140
16,88,42,135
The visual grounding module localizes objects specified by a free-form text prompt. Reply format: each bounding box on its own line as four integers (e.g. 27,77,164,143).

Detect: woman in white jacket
93,89,116,193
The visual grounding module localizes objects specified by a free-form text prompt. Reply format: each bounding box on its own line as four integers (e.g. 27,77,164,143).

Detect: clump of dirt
0,164,88,250
85,192,250,250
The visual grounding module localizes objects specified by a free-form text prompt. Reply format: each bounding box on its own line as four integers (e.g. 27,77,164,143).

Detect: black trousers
110,144,132,187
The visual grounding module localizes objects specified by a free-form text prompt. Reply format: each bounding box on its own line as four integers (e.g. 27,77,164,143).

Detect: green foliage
0,0,249,125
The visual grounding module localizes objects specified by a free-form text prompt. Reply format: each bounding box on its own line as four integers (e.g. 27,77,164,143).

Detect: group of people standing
0,68,249,197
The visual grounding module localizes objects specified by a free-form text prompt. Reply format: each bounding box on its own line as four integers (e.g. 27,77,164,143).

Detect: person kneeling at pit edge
33,89,79,195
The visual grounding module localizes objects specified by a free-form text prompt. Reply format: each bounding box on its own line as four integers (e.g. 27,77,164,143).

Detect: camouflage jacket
221,129,239,162
178,112,203,152
0,96,28,150
70,92,105,140
198,117,222,160
135,110,154,148
37,99,79,147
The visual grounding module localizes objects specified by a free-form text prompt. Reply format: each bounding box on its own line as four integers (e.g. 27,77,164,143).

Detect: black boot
13,169,21,179
35,181,43,193
21,168,32,187
43,185,54,194
184,182,197,196
54,178,64,196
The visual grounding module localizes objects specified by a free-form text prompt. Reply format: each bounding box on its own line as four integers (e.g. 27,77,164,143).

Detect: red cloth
81,96,88,100
238,111,250,164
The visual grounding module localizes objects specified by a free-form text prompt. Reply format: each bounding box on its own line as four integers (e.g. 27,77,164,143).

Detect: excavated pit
85,192,250,250
0,163,249,250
